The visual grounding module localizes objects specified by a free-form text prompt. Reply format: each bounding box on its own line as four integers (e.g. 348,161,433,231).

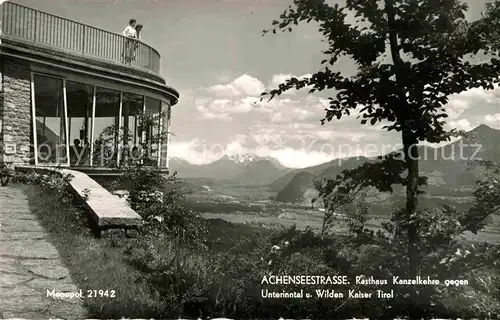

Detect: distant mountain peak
217,153,285,167
168,156,192,166
227,153,258,163
461,124,500,145
470,124,498,135
473,123,495,130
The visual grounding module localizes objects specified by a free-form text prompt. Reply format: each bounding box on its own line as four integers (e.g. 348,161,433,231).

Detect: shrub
12,169,75,203
112,165,208,248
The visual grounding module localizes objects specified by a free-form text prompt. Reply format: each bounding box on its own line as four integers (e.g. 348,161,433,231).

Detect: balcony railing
0,2,161,74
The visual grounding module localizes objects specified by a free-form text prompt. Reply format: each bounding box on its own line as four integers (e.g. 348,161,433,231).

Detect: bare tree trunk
402,131,420,276
321,213,328,236
402,130,421,314
385,0,421,313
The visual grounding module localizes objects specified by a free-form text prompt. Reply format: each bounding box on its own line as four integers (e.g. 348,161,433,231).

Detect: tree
261,0,500,313
479,0,500,50
462,160,500,233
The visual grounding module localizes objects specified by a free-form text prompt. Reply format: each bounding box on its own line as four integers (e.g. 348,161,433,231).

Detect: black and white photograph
0,0,500,318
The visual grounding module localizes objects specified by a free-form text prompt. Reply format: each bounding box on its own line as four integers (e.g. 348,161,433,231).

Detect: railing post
0,5,3,38
149,48,152,71
82,25,86,54
33,10,37,42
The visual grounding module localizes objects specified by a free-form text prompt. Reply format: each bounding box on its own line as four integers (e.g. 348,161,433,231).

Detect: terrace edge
0,37,180,105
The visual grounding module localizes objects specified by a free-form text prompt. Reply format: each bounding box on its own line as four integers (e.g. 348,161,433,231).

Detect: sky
7,0,500,168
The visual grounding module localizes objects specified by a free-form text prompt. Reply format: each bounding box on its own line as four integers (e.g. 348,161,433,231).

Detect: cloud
208,74,265,97
270,112,286,124
169,138,252,165
445,85,500,120
484,113,500,128
169,138,233,164
448,119,473,131
308,130,373,142
174,73,497,168
197,73,323,121
195,105,232,121
168,139,214,164
195,96,259,120
269,73,293,89
195,75,329,123
256,97,302,114
268,73,313,95
269,148,334,168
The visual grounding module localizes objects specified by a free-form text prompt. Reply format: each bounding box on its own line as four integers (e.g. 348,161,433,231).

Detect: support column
116,91,123,166
89,85,96,166
62,78,70,166
30,72,38,166
122,99,129,164
159,102,170,168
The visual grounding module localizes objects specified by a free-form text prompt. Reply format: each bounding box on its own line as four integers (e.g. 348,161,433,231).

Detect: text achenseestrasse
261,275,349,285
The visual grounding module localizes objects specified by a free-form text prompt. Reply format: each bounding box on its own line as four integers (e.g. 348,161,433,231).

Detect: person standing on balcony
122,19,137,64
130,24,143,62
135,24,142,40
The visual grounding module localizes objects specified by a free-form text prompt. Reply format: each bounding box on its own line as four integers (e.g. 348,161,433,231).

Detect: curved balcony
0,2,161,75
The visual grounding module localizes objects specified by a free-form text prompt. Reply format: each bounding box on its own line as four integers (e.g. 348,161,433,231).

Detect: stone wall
1,58,32,166
0,59,3,163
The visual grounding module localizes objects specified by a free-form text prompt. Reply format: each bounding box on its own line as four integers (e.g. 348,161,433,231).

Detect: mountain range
169,124,500,202
169,153,292,185
275,124,500,202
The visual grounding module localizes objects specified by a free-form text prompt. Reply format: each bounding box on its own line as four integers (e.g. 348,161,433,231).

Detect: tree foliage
478,0,500,51
263,0,499,139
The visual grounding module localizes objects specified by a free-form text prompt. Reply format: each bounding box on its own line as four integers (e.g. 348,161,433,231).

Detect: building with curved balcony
0,2,179,174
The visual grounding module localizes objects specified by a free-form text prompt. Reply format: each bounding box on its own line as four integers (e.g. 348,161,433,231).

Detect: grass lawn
23,184,271,318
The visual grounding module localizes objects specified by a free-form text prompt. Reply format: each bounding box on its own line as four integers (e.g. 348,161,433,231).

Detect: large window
144,97,161,166
66,81,93,166
31,73,170,169
33,74,67,165
159,101,171,168
121,92,144,164
92,87,120,168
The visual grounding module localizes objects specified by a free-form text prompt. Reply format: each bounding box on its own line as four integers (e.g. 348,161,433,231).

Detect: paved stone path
0,186,88,319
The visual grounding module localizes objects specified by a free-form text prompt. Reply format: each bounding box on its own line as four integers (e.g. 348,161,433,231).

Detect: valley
171,124,500,244
179,181,500,244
